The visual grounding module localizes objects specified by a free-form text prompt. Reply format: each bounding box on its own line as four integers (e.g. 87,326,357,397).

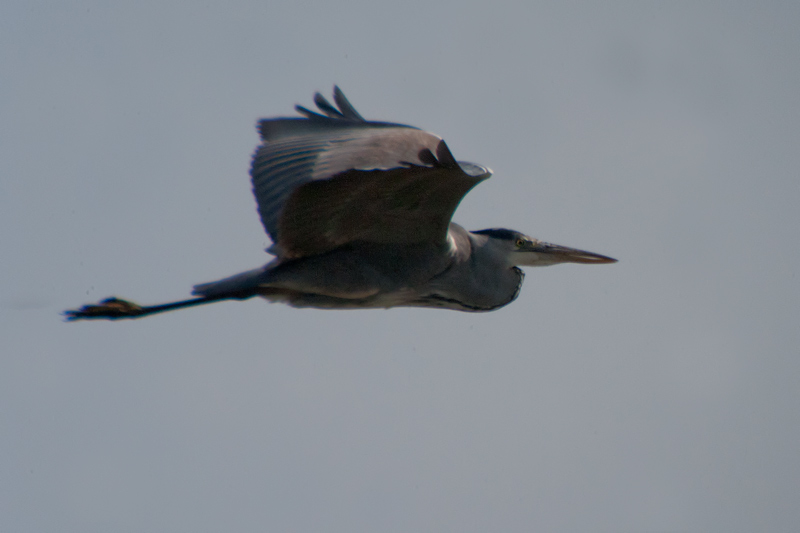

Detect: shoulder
446,224,474,260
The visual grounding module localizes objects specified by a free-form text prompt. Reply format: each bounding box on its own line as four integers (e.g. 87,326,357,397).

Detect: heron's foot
63,297,145,321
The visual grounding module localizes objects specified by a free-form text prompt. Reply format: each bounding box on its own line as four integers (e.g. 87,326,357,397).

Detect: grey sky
2,2,799,532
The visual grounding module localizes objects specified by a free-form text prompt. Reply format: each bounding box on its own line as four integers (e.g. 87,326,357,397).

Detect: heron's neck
467,234,526,304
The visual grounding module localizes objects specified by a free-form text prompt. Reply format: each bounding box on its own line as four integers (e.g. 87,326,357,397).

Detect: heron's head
473,228,617,267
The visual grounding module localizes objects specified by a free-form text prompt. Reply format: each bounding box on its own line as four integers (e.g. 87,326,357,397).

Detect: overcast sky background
2,2,799,532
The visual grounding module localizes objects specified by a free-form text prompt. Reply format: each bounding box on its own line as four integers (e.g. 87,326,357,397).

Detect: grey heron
65,87,616,321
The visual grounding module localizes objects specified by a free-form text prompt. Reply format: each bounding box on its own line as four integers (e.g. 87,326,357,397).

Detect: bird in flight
65,87,616,320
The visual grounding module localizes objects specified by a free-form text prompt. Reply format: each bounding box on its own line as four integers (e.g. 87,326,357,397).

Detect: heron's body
194,223,524,312
66,88,615,321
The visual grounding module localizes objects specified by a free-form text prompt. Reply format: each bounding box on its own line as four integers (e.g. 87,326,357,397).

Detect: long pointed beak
519,241,618,266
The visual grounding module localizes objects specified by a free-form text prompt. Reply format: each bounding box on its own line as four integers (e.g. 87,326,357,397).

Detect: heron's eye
515,238,525,248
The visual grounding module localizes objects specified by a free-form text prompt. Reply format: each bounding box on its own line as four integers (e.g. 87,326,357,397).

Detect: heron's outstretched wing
251,87,491,259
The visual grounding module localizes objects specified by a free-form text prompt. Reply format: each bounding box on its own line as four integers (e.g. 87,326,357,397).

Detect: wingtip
313,91,343,118
332,86,365,121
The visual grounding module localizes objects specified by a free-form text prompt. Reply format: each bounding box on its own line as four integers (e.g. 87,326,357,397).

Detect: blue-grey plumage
192,223,522,311
65,87,616,321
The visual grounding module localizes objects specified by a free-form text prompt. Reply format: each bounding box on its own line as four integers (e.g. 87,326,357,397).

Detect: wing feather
332,86,365,121
250,87,491,259
278,164,487,258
